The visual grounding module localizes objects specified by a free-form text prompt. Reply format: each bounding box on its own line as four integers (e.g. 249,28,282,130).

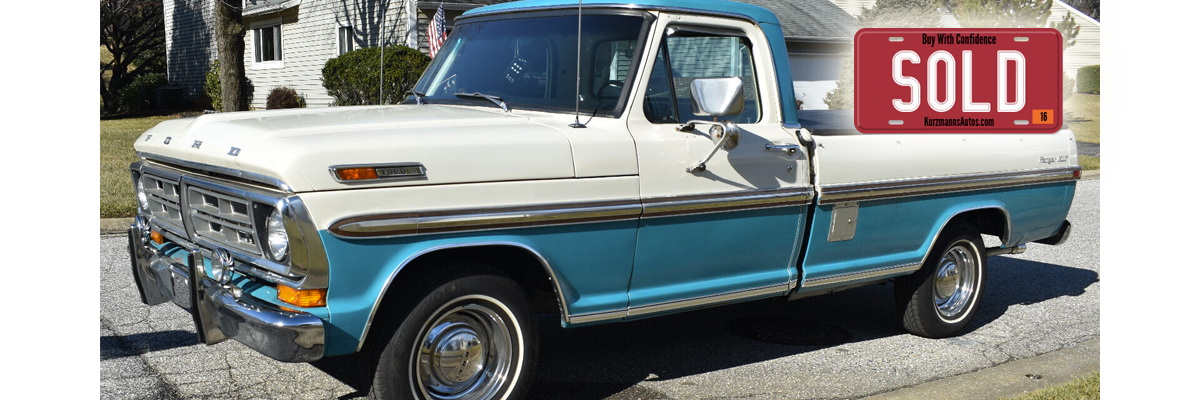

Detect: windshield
409,12,650,117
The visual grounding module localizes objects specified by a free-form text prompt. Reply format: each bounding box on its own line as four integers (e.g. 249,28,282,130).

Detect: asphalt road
100,178,1100,400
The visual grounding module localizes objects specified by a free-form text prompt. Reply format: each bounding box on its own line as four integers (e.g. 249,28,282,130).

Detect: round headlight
266,209,289,262
136,179,149,210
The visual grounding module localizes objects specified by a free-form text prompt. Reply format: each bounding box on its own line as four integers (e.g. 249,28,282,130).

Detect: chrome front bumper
127,222,325,362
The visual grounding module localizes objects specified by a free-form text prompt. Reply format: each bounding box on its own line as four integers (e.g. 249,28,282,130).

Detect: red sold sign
853,28,1062,133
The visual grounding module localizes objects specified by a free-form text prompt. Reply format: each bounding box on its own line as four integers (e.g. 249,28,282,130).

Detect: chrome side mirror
690,77,744,117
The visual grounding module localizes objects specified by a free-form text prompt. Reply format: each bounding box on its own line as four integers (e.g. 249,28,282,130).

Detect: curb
101,218,133,235
863,338,1100,400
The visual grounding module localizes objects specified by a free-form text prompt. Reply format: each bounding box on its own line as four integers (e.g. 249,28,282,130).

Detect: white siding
164,0,217,101
1050,0,1100,78
241,1,410,108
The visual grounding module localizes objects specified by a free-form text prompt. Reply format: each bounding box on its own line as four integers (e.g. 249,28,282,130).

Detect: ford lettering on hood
133,104,575,192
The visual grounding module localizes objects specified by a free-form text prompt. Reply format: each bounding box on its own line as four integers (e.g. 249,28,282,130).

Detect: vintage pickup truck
126,0,1078,398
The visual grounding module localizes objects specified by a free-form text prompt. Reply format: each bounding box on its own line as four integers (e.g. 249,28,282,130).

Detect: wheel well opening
949,208,1008,242
367,245,561,345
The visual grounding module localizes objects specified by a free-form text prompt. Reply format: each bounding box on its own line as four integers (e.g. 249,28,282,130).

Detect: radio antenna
569,0,586,128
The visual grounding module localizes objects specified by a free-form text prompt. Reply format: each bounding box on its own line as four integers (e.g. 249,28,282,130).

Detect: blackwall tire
894,224,988,338
368,267,538,400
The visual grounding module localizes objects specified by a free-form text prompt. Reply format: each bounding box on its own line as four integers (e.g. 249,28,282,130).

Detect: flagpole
380,4,385,105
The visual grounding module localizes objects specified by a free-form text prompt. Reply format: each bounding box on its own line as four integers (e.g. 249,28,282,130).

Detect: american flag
426,3,447,58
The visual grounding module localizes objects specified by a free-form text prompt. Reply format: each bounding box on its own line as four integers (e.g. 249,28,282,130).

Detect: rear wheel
369,266,537,400
895,224,987,338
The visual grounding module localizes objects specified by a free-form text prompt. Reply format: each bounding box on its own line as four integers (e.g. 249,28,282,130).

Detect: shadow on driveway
100,330,196,361
309,255,1098,400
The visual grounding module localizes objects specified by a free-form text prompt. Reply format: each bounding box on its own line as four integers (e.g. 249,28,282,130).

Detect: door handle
765,143,801,156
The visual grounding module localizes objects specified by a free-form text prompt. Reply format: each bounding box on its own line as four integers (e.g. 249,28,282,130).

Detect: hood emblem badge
228,147,241,156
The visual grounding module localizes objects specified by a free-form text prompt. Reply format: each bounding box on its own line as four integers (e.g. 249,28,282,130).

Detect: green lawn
1004,372,1099,400
101,116,176,218
1064,94,1099,144
1063,94,1099,170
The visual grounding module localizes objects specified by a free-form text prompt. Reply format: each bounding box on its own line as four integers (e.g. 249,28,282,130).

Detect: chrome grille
140,173,184,231
187,186,260,255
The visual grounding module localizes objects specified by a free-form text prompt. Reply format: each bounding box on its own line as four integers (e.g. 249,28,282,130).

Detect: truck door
624,13,812,317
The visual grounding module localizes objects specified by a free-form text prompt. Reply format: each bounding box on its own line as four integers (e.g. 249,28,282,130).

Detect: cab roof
464,0,783,27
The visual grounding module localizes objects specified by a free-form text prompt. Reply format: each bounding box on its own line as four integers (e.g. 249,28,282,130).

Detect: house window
337,26,354,55
254,25,282,62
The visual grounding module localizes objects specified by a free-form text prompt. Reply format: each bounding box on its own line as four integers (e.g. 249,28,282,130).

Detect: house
163,0,856,109
165,0,504,108
1047,0,1100,78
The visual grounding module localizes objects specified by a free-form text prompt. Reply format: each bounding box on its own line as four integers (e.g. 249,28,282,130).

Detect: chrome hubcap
933,243,977,320
415,299,514,400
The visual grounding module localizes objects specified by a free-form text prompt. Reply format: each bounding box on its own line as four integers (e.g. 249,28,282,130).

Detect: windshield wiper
455,92,508,112
406,90,426,105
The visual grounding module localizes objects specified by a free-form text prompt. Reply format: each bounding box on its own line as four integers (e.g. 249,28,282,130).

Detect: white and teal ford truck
127,0,1078,398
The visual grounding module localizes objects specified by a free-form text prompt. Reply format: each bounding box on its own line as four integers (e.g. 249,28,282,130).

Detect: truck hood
133,105,576,192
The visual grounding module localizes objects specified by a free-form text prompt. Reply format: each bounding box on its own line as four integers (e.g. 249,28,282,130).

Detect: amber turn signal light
277,286,327,308
150,230,164,244
334,167,378,181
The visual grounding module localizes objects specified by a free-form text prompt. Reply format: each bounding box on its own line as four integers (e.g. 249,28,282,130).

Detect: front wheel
894,224,988,338
370,269,537,400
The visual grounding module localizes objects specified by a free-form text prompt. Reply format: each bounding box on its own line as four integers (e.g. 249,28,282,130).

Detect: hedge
322,46,430,106
267,86,306,109
1076,65,1099,94
117,73,168,115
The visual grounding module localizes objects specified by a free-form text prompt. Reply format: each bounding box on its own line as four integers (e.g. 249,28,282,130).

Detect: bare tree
215,0,247,111
100,0,165,114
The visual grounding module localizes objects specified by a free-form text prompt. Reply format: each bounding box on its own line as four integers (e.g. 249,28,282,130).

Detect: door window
643,29,760,124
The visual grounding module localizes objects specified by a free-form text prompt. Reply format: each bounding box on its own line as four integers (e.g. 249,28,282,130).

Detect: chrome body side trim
138,152,294,192
800,262,921,288
566,310,628,325
817,166,1080,205
641,187,812,218
330,187,814,239
626,283,791,318
356,241,570,352
561,283,793,325
331,200,644,239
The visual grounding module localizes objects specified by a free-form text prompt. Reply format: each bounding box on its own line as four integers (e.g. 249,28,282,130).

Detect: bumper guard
127,221,325,362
